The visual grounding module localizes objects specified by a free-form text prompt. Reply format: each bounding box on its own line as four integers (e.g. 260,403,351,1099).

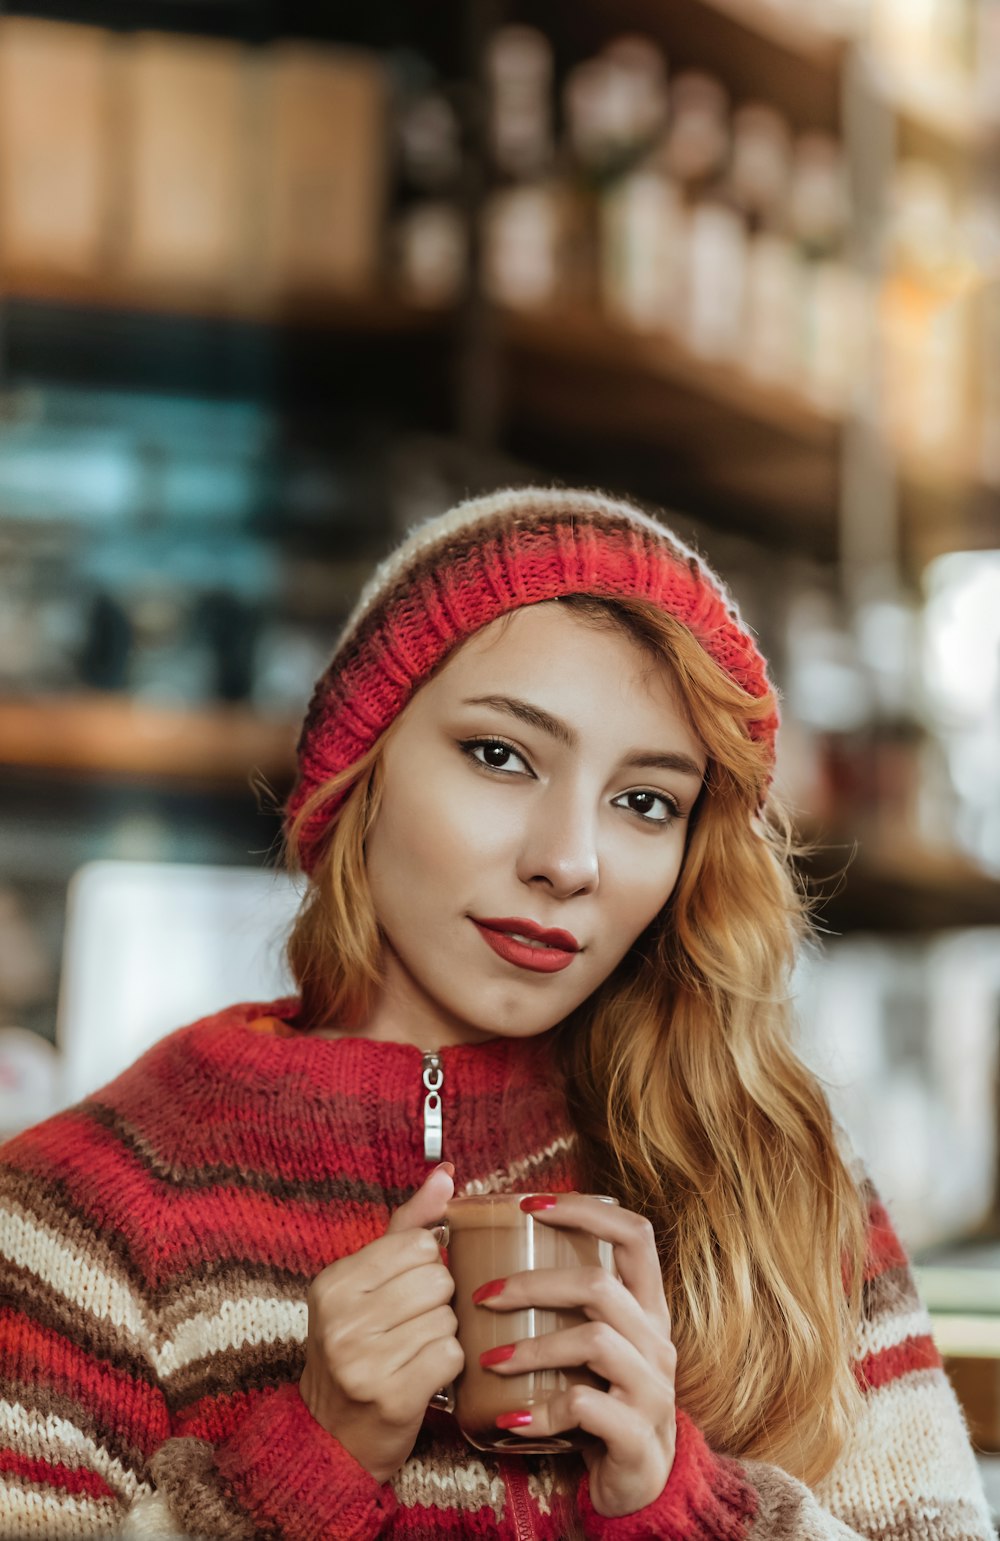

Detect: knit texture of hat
286,486,779,873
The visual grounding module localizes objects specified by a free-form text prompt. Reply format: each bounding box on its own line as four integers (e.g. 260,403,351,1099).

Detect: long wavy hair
283,593,868,1487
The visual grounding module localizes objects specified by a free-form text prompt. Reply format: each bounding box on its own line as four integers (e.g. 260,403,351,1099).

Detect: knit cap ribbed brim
286,486,779,873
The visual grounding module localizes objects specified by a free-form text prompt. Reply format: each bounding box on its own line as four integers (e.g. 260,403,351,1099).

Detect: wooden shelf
868,55,1000,153
2,268,991,563
502,305,841,442
0,269,452,335
528,0,844,133
802,835,1000,931
691,0,847,65
498,305,842,546
0,694,298,786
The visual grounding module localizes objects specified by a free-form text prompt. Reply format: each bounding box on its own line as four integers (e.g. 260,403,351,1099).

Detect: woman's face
363,602,708,1049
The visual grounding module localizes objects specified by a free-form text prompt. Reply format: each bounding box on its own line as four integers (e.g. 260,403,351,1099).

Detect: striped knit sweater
0,997,992,1540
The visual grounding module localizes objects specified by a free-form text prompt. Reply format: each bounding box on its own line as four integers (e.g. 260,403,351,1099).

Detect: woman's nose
515,794,599,897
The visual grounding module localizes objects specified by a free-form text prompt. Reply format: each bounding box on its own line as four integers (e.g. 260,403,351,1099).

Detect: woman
0,487,991,1539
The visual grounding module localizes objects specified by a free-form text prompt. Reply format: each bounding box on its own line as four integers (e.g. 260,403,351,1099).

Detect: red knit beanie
286,486,779,874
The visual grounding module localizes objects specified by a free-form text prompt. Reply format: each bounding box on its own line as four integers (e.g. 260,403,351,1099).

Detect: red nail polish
520,1195,557,1212
480,1343,516,1368
496,1411,533,1429
471,1277,506,1305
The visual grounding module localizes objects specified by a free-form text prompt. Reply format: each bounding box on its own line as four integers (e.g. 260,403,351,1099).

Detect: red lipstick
471,916,580,975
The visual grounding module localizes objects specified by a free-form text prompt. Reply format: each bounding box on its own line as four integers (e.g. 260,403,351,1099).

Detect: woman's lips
472,920,578,974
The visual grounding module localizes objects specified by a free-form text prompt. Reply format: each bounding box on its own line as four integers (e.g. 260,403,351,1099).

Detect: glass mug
428,1192,619,1453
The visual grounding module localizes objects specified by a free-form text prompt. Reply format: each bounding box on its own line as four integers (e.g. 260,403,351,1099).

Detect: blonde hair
283,594,867,1485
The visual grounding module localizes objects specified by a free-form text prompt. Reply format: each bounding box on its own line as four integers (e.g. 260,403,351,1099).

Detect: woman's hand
298,1163,463,1485
474,1194,676,1518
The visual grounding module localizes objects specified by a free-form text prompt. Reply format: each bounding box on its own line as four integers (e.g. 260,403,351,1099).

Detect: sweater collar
180,997,579,1196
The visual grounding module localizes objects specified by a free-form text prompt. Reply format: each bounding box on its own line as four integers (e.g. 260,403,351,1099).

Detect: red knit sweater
0,998,991,1539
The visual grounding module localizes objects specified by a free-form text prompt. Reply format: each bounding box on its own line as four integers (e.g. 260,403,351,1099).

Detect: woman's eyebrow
461,694,705,780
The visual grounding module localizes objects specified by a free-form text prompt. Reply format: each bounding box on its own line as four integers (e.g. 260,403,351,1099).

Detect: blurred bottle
487,23,554,179
390,54,468,307
77,592,133,692
594,39,677,329
728,103,804,389
127,587,215,705
481,26,564,309
958,188,1000,485
661,71,747,361
879,160,970,469
729,103,793,233
194,589,259,704
787,133,864,415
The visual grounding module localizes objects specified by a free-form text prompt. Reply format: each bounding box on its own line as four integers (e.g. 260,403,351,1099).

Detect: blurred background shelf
803,835,1000,931
0,269,453,333
0,693,297,785
525,0,845,133
498,305,842,549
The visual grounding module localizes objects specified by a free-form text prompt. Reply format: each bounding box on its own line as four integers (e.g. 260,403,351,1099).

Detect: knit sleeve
0,1115,397,1541
136,1383,398,1539
575,1186,994,1541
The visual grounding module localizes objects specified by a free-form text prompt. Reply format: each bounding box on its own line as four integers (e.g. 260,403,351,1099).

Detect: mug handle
426,1219,456,1413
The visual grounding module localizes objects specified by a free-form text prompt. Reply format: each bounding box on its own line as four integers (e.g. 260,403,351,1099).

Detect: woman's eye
461,738,531,775
614,790,681,825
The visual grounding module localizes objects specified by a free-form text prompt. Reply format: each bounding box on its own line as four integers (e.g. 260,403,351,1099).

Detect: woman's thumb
386,1161,455,1234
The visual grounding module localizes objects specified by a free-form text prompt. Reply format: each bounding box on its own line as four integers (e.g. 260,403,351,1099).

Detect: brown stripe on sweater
83,1098,411,1208
162,1343,306,1419
0,1163,157,1302
92,1091,491,1224
862,1261,921,1326
0,1254,157,1390
153,1265,306,1342
742,1460,816,1540
150,1437,258,1541
833,1498,989,1541
1,1375,158,1479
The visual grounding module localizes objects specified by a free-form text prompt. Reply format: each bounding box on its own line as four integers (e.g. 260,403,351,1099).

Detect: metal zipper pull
422,1051,444,1161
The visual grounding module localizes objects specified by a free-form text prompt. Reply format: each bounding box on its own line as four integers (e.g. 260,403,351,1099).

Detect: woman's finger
471,1264,661,1362
481,1318,674,1413
497,1382,650,1466
517,1194,669,1323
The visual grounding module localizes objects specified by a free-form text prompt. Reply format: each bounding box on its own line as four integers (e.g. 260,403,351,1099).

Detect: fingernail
480,1343,516,1368
471,1277,506,1305
434,1162,456,1178
496,1411,532,1429
520,1195,557,1212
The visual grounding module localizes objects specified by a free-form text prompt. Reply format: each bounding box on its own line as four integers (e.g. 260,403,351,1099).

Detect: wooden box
0,18,113,280
120,32,250,293
254,42,389,298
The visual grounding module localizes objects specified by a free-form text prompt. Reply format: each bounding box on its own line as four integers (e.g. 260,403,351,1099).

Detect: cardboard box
255,43,388,297
120,32,250,291
0,18,112,279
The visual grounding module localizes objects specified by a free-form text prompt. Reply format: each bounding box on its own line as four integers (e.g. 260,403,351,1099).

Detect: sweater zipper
500,1458,538,1541
421,1051,444,1160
